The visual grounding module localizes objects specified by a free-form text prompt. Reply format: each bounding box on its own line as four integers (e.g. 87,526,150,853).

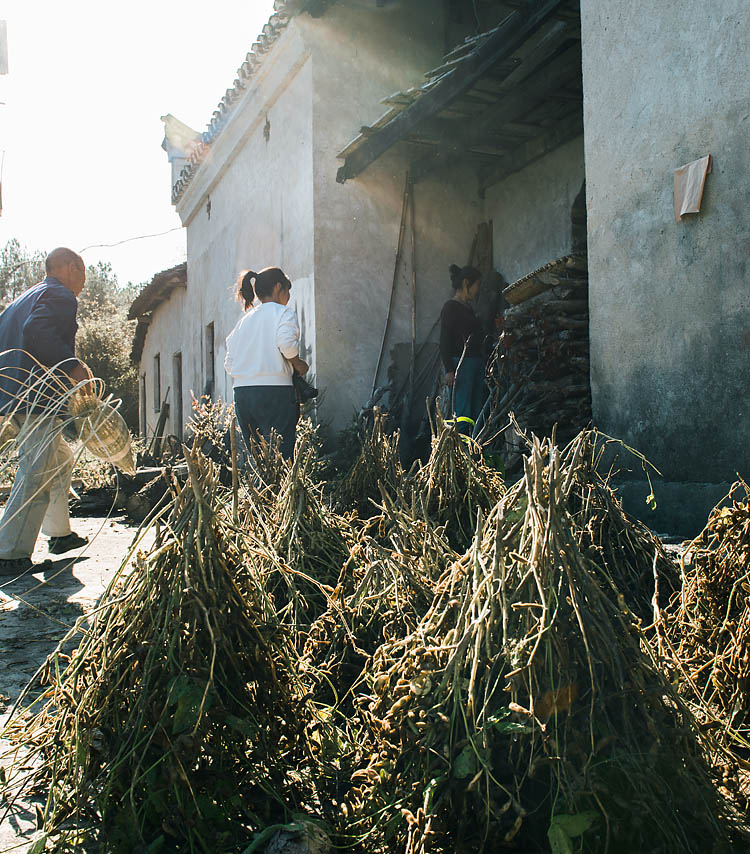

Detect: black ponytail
237,270,257,309
237,266,291,309
449,263,481,290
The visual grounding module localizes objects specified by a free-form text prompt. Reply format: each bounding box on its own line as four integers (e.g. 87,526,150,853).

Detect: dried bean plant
343,432,734,853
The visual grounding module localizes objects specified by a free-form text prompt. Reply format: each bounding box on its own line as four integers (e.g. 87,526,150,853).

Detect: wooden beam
479,109,583,193
467,146,510,158
502,0,580,23
491,120,547,137
427,55,520,80
336,0,566,183
495,18,573,90
411,42,581,181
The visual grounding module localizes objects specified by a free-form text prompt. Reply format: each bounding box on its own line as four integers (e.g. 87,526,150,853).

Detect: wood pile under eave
490,254,591,449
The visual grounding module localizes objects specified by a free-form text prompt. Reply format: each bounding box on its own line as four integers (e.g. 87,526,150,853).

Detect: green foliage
77,303,139,432
548,812,598,854
0,238,46,305
0,241,141,431
65,260,140,431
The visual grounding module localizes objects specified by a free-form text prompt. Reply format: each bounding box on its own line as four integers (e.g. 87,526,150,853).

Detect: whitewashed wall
175,26,316,415
302,3,481,431
138,287,187,440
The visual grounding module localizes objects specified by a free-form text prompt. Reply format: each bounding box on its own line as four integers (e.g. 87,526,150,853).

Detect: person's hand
69,361,95,393
291,356,309,376
445,371,455,388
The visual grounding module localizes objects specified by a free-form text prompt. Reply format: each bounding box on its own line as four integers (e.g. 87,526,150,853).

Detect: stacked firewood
486,254,591,456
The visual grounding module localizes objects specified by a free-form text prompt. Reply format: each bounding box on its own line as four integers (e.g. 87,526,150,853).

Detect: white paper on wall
674,154,712,222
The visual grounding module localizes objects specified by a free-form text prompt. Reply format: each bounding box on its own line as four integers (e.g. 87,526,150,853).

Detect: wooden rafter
335,0,566,183
479,108,583,193
410,42,582,181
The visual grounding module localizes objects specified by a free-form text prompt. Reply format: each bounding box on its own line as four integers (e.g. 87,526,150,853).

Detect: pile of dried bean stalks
0,410,746,852
657,479,750,810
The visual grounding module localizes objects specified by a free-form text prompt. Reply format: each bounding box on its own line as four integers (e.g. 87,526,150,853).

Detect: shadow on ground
0,557,87,713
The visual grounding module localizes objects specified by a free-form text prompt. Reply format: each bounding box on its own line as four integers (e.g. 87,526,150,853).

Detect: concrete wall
484,136,585,281
581,0,750,531
175,25,316,413
302,2,481,432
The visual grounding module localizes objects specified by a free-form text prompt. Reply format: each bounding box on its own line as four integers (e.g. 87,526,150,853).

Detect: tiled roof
130,319,150,366
171,1,306,205
128,262,187,364
128,262,187,320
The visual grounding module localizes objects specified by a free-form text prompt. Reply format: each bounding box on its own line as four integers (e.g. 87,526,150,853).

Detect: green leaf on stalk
167,675,211,734
453,746,475,779
487,708,533,733
226,714,256,739
25,833,48,854
548,811,598,853
548,824,573,854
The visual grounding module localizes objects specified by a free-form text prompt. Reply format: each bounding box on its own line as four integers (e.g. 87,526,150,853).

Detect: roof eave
169,0,330,206
127,262,188,321
335,0,567,184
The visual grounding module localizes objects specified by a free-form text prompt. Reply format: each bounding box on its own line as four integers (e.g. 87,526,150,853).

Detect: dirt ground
0,512,153,852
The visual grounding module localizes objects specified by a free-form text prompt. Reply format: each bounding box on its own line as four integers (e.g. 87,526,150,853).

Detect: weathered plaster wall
484,136,585,282
154,3,587,444
301,3,481,432
138,287,187,440
175,26,315,413
581,0,749,530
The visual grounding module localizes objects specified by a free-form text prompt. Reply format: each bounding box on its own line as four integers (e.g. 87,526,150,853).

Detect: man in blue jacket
0,247,91,577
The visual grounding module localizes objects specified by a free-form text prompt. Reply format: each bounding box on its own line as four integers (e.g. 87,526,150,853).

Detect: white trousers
0,415,74,558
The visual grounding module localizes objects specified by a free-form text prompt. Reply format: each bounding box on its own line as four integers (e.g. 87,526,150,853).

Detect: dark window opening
154,354,161,411
204,323,215,398
140,374,147,437
173,352,183,441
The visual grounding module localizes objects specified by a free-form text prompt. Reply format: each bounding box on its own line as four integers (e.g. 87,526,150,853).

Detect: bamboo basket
69,391,135,475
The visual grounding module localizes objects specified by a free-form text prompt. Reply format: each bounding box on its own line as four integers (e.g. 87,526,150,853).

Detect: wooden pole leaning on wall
230,416,239,525
409,177,417,406
400,176,417,436
371,171,411,397
149,386,171,460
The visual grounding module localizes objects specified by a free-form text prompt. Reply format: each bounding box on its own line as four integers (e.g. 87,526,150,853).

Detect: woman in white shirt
224,267,309,458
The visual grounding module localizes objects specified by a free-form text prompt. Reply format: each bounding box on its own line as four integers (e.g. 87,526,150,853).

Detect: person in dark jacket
0,247,91,577
439,264,485,428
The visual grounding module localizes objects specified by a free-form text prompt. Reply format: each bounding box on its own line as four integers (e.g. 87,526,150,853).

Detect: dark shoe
48,532,89,555
0,557,51,577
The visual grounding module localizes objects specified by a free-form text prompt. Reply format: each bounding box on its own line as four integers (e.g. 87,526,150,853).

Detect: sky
0,0,276,287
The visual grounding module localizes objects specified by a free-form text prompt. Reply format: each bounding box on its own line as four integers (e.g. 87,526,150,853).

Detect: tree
75,261,139,430
0,238,46,306
0,241,140,430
